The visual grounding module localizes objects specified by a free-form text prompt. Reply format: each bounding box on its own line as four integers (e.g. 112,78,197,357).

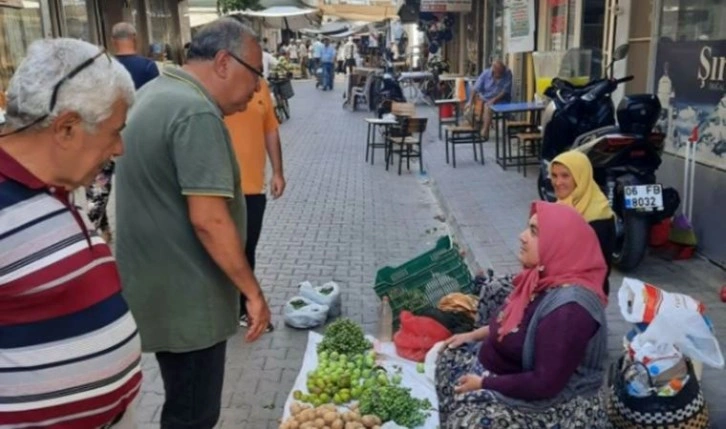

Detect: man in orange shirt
225,79,285,331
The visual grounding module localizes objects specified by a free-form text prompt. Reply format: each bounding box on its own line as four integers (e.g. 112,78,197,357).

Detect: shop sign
420,0,471,13
504,0,535,53
0,0,23,8
654,39,726,170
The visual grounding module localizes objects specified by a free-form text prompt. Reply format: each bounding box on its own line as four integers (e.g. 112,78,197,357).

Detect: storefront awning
318,4,398,22
236,6,321,30
299,21,350,35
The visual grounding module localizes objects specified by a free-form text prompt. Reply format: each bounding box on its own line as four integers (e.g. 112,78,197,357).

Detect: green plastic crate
375,236,460,287
373,236,473,328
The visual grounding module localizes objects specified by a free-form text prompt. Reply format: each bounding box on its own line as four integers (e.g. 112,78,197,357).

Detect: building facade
0,0,191,99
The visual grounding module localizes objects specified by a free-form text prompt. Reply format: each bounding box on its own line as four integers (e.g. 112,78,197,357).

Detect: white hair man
113,17,271,427
0,38,141,428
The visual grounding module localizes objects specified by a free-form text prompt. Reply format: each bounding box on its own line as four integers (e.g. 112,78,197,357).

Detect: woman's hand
442,332,473,349
454,374,483,394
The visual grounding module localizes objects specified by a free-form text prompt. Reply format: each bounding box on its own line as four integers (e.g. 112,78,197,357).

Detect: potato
344,423,357,429
288,421,300,429
360,415,376,428
320,404,337,413
316,408,327,418
342,411,357,422
371,426,381,429
290,403,303,416
331,419,344,429
314,418,326,428
299,409,316,422
323,411,337,424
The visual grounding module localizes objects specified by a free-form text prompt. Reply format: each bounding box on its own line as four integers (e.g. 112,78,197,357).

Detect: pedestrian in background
225,78,286,332
0,38,141,428
311,36,324,74
85,21,160,245
298,38,309,79
320,37,336,90
336,41,345,74
343,36,357,74
114,18,271,428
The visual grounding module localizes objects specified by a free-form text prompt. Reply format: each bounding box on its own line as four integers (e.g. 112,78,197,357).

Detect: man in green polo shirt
114,18,271,428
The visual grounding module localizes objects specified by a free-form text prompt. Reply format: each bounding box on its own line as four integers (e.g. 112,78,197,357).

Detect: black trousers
156,341,227,429
239,194,267,316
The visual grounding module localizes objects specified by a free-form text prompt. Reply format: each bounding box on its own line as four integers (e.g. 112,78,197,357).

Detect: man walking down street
225,78,286,332
114,18,271,428
0,38,141,428
343,36,357,74
320,37,337,91
311,36,324,75
471,60,512,140
298,39,309,79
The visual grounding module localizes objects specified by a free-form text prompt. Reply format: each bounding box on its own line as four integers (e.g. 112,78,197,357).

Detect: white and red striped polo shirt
0,148,142,428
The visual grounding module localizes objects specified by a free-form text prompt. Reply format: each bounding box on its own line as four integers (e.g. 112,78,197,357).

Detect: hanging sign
504,0,535,53
0,0,23,8
420,0,471,13
653,39,726,170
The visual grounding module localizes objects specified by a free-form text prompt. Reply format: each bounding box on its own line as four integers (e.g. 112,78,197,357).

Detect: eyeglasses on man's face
226,51,264,79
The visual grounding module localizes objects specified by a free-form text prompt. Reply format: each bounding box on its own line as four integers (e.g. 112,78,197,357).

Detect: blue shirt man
320,39,337,91
320,42,337,63
471,60,512,140
473,61,512,103
111,22,159,90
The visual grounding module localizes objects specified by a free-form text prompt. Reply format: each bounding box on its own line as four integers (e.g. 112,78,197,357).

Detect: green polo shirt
115,66,246,353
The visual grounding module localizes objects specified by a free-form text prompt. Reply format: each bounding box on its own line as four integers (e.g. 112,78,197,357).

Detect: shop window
0,2,45,95
61,0,90,41
147,0,175,62
661,0,726,42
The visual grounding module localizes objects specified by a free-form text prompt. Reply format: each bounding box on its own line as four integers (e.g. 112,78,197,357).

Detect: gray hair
112,22,137,40
5,38,135,132
186,17,258,61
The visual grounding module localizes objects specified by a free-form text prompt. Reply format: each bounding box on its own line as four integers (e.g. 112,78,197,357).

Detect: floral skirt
435,331,611,428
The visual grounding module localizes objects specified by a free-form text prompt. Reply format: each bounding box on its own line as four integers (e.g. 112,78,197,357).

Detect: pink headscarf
497,201,608,341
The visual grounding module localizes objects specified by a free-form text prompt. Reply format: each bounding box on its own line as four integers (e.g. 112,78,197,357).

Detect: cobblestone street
135,77,726,428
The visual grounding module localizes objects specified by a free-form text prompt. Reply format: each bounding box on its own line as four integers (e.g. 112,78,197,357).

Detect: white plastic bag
283,296,329,329
424,341,445,385
618,277,705,324
636,307,724,369
299,281,342,318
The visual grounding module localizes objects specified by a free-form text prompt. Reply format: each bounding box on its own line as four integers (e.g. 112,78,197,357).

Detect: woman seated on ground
436,201,609,429
550,150,616,295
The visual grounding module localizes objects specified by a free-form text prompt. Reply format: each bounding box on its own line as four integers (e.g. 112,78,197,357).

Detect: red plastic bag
393,311,452,362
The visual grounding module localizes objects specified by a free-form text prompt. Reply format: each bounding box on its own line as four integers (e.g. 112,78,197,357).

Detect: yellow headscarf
551,151,614,222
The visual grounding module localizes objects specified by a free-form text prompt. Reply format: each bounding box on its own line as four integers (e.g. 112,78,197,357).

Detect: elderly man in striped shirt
0,39,141,428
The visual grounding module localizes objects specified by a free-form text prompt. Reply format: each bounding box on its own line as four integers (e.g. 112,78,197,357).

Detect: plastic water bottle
378,297,393,342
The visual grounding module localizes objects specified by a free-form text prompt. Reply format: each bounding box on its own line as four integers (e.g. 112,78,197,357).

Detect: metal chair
444,100,486,168
386,117,428,175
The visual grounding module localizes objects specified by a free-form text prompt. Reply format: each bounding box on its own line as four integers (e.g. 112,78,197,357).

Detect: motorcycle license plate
624,184,664,211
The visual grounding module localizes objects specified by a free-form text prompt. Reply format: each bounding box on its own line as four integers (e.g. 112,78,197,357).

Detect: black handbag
607,355,710,429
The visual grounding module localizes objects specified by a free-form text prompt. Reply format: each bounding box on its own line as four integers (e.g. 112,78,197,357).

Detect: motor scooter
375,59,406,118
538,45,680,271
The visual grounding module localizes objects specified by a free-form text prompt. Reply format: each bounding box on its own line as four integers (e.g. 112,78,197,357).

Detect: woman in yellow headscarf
550,150,615,295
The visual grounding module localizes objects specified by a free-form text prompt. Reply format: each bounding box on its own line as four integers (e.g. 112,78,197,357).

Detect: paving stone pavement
134,78,451,429
417,107,726,427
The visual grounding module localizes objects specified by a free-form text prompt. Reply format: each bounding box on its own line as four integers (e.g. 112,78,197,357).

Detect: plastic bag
393,311,451,362
635,307,724,369
618,277,705,324
299,281,341,318
283,296,329,329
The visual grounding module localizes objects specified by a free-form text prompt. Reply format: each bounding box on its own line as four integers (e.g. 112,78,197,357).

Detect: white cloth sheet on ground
282,331,440,428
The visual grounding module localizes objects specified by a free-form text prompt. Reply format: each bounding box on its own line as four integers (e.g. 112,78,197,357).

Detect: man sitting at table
471,60,512,140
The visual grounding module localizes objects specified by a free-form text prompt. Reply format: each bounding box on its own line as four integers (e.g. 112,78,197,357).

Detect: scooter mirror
613,44,629,61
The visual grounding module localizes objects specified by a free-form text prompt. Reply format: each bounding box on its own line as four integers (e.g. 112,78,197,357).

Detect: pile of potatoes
279,402,383,429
